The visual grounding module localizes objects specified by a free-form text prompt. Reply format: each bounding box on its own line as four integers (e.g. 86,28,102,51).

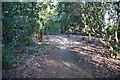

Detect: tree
2,2,40,67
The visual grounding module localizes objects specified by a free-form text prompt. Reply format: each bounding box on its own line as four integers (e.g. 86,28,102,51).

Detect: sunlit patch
62,61,71,68
46,59,61,67
70,48,80,52
43,35,120,72
37,42,42,45
72,42,80,44
56,46,67,50
62,61,93,78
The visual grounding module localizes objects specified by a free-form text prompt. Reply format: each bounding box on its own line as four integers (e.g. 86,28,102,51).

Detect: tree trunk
39,29,43,42
92,28,114,51
88,32,91,43
115,25,119,46
98,38,113,51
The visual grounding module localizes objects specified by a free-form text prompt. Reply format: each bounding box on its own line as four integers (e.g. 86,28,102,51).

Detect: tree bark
115,25,119,46
39,29,43,42
88,32,91,43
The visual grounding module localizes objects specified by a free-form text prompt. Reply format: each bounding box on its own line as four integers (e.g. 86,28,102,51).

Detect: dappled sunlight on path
44,35,120,78
3,35,120,78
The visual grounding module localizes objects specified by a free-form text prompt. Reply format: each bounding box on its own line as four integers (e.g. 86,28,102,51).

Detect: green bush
2,46,15,69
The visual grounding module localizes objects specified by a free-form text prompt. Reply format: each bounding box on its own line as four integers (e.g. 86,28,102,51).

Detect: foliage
2,45,15,69
2,2,40,69
2,2,120,69
53,2,119,52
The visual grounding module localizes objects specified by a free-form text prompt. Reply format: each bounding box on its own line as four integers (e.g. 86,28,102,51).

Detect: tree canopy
2,2,120,69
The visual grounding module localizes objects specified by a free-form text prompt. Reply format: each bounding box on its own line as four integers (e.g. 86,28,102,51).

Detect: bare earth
2,35,120,78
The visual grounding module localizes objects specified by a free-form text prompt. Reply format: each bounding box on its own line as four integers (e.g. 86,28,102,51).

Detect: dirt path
55,49,93,78
2,35,120,78
46,35,93,78
44,35,120,78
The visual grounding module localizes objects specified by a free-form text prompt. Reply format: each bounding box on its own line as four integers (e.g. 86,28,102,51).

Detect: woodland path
3,35,120,78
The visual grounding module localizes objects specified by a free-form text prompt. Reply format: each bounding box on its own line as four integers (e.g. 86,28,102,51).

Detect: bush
2,46,15,69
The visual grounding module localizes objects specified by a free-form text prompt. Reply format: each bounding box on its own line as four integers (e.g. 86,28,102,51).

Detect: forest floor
2,35,120,78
